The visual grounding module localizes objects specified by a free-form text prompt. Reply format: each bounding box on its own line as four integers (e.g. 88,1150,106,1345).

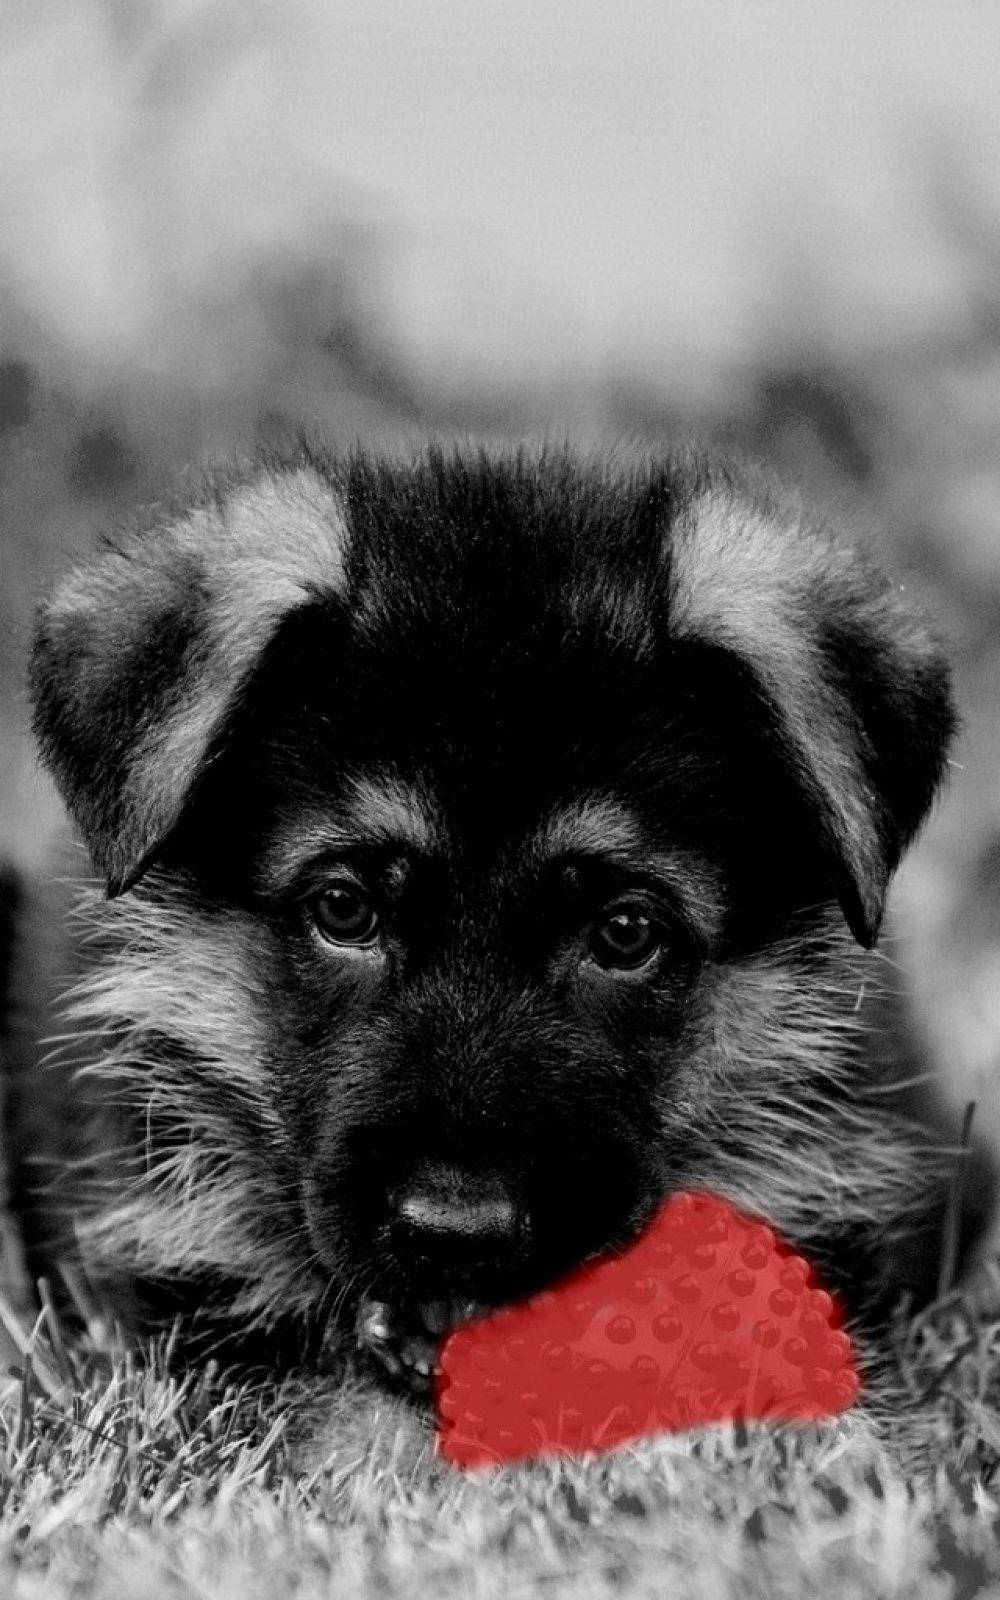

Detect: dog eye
588,906,661,971
312,885,380,947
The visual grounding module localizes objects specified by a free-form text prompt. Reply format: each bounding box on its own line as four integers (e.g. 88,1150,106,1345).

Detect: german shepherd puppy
19,442,954,1396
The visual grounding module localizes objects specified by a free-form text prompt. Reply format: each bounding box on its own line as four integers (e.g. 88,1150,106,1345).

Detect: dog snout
390,1164,525,1272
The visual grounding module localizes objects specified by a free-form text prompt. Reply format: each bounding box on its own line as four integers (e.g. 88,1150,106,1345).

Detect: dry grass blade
0,1274,996,1597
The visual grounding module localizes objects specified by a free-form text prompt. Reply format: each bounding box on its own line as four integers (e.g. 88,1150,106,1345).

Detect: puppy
19,442,955,1397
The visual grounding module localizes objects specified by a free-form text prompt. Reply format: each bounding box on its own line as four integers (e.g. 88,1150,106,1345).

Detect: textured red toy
436,1190,861,1468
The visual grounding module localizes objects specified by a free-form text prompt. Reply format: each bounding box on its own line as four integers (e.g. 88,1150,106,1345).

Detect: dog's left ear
30,463,348,896
669,474,955,947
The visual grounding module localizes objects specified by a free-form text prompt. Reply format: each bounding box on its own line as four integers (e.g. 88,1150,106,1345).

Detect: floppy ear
30,463,349,896
669,468,955,947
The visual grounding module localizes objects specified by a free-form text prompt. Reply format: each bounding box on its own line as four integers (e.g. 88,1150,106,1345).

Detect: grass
1,1289,1000,1599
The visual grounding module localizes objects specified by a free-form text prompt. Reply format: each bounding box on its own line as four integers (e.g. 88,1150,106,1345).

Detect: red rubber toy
436,1190,861,1468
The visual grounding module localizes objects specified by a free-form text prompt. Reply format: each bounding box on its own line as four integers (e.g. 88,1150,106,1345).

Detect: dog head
31,445,954,1353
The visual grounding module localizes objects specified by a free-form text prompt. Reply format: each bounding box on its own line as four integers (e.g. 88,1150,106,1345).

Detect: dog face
30,446,954,1384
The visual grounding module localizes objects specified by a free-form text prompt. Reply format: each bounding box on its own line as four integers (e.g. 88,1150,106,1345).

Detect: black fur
22,442,955,1389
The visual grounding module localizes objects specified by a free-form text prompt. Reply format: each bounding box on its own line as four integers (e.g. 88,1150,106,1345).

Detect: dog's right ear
667,466,954,947
30,464,349,897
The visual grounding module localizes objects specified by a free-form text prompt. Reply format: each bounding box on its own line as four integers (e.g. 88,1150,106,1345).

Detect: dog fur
15,441,956,1394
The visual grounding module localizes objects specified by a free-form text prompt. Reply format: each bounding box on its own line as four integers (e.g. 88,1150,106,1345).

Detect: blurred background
2,0,999,1139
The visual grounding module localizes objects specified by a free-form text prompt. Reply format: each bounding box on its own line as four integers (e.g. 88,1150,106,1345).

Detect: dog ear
669,470,955,947
30,463,349,896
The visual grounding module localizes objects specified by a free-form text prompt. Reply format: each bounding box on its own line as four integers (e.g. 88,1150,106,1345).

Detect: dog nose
391,1165,523,1267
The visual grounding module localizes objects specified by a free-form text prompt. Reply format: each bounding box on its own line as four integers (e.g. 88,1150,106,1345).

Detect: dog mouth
355,1294,488,1395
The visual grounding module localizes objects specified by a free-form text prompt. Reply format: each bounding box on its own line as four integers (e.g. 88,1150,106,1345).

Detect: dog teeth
356,1294,485,1390
400,1334,436,1365
356,1299,395,1345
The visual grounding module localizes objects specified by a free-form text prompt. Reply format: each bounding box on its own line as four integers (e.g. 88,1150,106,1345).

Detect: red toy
436,1190,861,1468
